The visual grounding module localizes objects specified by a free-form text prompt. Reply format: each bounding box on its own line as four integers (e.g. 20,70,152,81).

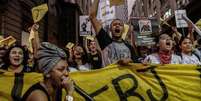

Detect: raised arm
171,26,182,41
30,23,40,58
89,0,102,34
89,0,113,50
187,23,195,42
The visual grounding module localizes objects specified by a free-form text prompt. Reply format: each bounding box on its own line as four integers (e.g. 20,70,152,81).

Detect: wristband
66,95,73,101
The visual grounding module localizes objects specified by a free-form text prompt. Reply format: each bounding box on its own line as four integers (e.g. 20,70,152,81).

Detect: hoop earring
45,74,50,78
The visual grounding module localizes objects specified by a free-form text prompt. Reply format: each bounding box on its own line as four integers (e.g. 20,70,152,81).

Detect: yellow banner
0,72,42,101
0,64,201,101
32,3,48,23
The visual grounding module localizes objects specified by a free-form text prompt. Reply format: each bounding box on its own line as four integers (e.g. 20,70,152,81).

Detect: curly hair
2,45,29,69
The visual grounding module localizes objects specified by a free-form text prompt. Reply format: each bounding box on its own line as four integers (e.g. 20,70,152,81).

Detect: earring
45,74,50,78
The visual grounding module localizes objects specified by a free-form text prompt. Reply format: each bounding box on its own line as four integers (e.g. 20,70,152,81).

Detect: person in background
65,42,75,69
68,45,91,72
178,37,201,64
89,2,139,66
137,46,150,63
0,45,32,101
2,45,31,73
22,42,74,101
86,40,102,69
143,33,182,64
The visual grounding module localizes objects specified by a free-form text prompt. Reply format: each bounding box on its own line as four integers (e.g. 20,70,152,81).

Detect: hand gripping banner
0,64,201,101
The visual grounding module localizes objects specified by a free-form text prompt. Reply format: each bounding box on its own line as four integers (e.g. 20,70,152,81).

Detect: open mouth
13,58,20,62
11,58,22,65
115,29,120,33
91,46,96,49
75,53,81,56
166,42,171,46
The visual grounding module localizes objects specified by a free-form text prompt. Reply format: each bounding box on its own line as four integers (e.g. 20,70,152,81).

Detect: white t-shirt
181,53,201,65
144,53,182,64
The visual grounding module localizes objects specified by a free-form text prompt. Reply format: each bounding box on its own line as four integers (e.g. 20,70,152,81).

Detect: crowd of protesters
1,16,201,100
1,3,201,101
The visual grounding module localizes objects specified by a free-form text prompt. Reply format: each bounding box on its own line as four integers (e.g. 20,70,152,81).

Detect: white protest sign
175,10,188,28
130,17,158,46
80,15,91,36
97,0,116,27
138,19,152,34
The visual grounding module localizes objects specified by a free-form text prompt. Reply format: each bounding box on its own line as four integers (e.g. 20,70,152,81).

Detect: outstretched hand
117,58,133,66
141,57,151,66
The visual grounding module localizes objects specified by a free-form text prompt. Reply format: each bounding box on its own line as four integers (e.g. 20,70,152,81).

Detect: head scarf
37,42,67,75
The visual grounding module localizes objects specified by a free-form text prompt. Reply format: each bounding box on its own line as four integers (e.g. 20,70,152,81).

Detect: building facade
0,0,91,47
0,0,47,44
130,0,191,21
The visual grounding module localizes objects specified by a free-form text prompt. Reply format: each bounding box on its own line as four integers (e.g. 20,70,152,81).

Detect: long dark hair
175,36,192,54
178,37,192,51
3,45,29,69
176,36,199,60
178,37,192,46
